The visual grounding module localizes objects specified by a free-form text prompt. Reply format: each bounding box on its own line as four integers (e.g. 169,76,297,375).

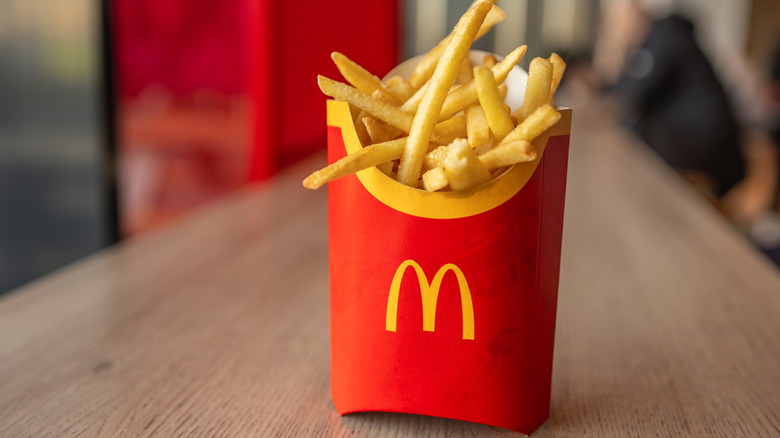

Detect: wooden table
2,105,780,437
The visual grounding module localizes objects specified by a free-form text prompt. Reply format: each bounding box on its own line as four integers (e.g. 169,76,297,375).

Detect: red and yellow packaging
327,93,572,433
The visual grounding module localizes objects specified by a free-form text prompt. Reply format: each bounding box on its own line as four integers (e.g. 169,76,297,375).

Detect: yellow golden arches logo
385,260,475,340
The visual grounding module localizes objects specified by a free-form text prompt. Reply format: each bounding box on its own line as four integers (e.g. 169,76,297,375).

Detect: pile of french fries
303,0,566,192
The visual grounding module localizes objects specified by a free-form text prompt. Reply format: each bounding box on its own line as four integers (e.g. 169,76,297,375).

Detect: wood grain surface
1,104,779,437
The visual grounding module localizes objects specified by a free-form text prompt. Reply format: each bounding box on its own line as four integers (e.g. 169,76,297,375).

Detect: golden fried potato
458,56,474,84
319,75,413,132
474,65,514,141
478,140,536,170
384,75,415,102
499,103,560,147
444,138,492,191
548,52,567,103
422,166,449,191
407,1,504,89
332,52,401,105
516,57,552,120
302,138,407,189
465,105,490,148
397,2,491,186
438,45,527,120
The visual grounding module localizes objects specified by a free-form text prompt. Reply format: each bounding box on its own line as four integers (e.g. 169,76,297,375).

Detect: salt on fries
302,1,566,192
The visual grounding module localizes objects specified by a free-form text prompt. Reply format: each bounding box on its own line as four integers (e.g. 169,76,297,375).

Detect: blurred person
718,45,780,226
770,41,780,183
715,4,780,266
740,41,780,264
597,2,746,200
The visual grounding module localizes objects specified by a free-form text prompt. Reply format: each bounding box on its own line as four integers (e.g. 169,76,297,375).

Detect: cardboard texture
327,97,571,434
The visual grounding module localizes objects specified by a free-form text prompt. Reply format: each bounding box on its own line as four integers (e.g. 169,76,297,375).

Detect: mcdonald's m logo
385,260,475,340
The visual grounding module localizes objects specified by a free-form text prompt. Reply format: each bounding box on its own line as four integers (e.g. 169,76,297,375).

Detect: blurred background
1,0,778,294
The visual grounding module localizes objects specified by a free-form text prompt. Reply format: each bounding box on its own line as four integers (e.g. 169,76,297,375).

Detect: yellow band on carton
328,100,571,219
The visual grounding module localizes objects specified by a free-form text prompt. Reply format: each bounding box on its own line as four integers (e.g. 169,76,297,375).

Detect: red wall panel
251,0,401,178
114,0,399,231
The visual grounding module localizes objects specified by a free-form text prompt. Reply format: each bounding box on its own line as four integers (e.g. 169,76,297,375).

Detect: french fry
465,105,490,148
397,2,491,187
444,138,492,191
482,54,498,68
474,65,514,141
516,57,553,120
349,104,362,123
384,75,415,102
458,56,474,84
432,113,467,144
478,140,537,170
332,52,402,105
548,52,567,103
302,138,407,189
498,103,560,147
363,117,391,144
304,2,568,193
368,89,397,132
370,89,392,105
424,143,453,171
362,116,399,174
407,1,504,89
319,77,466,144
438,45,527,120
407,48,441,92
400,83,425,114
319,75,413,133
422,167,449,192
354,110,372,146
473,136,496,156
370,90,405,138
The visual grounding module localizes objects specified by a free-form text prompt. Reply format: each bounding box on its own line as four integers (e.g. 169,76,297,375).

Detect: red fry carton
327,60,572,435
